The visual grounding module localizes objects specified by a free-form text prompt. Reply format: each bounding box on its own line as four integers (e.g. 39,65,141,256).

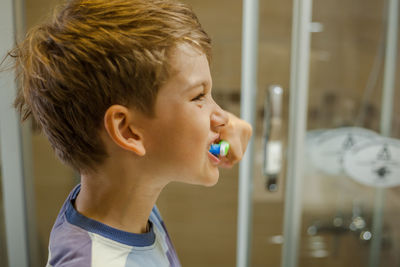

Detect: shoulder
47,222,93,267
47,185,93,266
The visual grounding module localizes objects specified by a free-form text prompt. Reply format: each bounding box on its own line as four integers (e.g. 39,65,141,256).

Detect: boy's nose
210,101,229,131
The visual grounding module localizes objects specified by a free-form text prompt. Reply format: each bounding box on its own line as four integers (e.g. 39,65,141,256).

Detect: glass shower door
296,0,400,266
238,0,400,266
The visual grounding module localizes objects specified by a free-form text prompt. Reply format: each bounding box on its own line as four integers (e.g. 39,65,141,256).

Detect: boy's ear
104,105,146,156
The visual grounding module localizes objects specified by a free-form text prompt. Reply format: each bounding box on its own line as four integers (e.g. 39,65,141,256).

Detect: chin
200,172,220,187
202,179,219,187
181,168,220,187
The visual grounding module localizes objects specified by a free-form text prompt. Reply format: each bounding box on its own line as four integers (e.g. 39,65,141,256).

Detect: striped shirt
46,184,181,267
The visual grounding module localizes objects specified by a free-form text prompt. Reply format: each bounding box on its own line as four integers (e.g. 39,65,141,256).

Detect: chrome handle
263,85,283,192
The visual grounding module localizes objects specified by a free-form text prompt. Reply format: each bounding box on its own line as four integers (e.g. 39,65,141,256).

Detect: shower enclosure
238,0,400,266
1,0,399,266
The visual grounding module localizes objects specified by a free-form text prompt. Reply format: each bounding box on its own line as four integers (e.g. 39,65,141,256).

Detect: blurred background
1,0,399,266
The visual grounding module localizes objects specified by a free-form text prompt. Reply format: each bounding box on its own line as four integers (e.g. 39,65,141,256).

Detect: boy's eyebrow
185,81,209,92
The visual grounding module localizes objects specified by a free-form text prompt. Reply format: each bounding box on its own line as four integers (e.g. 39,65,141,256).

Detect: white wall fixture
310,127,379,175
343,138,400,188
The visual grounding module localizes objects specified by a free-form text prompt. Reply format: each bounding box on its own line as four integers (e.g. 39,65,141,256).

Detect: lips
208,151,221,165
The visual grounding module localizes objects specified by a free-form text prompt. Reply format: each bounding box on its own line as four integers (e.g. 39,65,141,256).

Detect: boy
11,0,252,266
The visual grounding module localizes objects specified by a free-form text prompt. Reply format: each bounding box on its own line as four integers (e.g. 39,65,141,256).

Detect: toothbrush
209,140,230,157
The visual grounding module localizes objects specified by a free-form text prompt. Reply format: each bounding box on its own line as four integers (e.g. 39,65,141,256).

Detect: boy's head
12,0,211,172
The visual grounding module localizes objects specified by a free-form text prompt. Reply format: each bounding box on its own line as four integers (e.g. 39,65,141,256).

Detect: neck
75,163,167,234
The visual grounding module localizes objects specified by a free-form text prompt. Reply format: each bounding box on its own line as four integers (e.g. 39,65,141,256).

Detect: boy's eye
191,93,206,101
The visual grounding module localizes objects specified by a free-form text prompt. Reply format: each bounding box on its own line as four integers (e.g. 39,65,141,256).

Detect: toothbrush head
219,140,230,157
209,140,230,157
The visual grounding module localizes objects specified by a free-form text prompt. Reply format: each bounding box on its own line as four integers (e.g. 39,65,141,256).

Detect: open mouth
208,138,222,164
208,134,221,148
208,139,220,150
208,139,222,155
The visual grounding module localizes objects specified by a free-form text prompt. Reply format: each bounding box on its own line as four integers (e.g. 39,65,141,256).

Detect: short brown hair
10,0,211,172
